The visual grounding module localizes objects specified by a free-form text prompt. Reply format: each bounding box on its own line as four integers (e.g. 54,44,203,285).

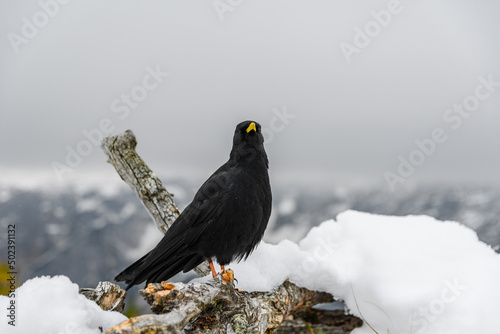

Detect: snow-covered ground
2,210,499,333
231,211,500,333
0,276,126,334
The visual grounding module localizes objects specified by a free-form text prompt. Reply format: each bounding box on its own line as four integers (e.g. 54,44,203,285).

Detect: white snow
0,276,127,334
2,211,499,334
229,210,500,334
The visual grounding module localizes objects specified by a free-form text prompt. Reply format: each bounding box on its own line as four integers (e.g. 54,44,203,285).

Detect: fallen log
106,278,355,333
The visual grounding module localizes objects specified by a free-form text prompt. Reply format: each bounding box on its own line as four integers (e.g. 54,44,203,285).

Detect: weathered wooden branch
80,281,126,313
101,129,210,277
99,130,362,333
279,307,363,333
106,278,355,334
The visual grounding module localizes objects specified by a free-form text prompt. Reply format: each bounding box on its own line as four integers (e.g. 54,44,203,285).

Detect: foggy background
1,0,499,190
1,1,500,307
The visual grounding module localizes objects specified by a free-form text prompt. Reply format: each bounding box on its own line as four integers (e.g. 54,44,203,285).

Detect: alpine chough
115,120,272,290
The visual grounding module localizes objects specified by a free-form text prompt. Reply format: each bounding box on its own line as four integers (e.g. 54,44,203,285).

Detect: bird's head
233,120,263,145
231,120,268,166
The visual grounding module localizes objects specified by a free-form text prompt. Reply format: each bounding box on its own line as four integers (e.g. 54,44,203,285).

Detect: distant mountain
0,180,498,291
270,185,500,249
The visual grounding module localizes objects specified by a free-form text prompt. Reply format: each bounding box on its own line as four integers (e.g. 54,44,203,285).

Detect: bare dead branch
101,130,210,277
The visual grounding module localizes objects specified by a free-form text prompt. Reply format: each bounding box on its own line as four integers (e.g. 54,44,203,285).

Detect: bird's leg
207,257,217,278
207,260,234,284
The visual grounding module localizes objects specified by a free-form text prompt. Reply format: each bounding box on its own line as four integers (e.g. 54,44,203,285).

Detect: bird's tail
115,251,151,290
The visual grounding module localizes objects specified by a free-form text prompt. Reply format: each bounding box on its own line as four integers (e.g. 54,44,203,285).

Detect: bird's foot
219,269,244,292
221,269,234,284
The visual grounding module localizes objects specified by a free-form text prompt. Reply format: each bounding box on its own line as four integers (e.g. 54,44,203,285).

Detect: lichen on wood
106,278,345,333
80,281,126,313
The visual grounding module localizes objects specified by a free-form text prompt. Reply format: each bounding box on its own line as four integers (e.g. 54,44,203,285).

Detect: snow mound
1,211,498,334
0,276,127,334
230,210,500,334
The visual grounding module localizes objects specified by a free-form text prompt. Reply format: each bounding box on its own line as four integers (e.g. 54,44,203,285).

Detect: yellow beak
246,122,256,133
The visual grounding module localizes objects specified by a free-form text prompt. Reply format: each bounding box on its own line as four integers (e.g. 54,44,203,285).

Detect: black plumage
115,120,272,290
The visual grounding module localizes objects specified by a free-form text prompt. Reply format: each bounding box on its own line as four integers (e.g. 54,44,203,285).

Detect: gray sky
1,0,499,190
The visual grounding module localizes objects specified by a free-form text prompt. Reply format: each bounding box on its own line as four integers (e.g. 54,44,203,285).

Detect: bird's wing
131,166,234,275
179,167,236,242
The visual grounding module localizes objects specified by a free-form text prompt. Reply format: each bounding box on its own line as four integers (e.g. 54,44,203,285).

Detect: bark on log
277,308,364,333
80,281,126,313
106,278,357,334
100,130,363,333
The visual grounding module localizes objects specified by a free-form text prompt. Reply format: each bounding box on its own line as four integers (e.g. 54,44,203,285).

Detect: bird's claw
221,269,235,284
220,271,244,293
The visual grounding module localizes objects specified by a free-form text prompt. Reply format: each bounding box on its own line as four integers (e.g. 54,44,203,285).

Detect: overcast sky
1,0,499,191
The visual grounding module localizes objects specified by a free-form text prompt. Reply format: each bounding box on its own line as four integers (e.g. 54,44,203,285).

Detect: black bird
115,120,272,290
